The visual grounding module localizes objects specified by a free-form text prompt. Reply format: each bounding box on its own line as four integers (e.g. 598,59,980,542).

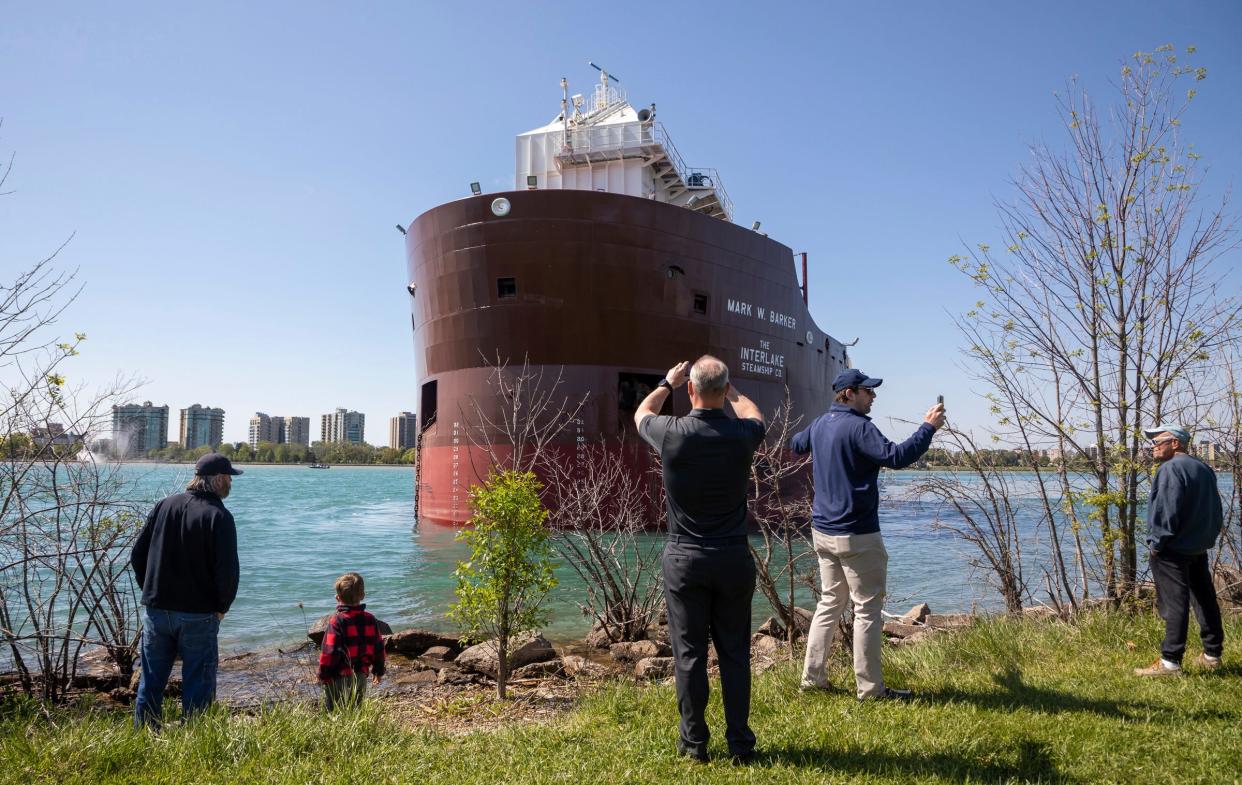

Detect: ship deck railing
555,122,733,222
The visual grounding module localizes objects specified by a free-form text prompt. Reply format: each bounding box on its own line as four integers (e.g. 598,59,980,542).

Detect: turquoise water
115,464,1234,653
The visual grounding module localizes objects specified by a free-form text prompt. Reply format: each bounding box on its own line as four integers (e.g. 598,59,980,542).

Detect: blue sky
2,1,1240,444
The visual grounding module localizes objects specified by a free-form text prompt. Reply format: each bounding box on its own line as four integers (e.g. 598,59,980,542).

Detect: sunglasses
1149,437,1178,446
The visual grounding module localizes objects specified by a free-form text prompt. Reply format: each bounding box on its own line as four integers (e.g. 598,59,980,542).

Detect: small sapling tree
449,470,557,699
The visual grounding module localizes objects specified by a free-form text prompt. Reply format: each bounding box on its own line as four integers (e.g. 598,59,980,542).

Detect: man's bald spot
690,355,729,397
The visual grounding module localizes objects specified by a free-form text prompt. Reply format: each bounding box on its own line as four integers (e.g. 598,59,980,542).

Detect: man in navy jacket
793,369,943,700
131,452,241,728
1133,423,1224,676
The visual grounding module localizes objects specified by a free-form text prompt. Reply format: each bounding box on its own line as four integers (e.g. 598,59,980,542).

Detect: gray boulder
436,664,479,686
634,657,675,680
924,613,973,629
882,621,923,638
512,659,565,679
420,645,456,662
609,639,671,663
456,632,556,678
751,633,784,655
902,603,932,624
562,654,608,678
790,606,814,633
756,616,786,639
384,628,461,657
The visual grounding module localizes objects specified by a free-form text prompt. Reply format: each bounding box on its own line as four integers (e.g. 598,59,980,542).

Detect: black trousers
1151,551,1224,663
662,539,756,757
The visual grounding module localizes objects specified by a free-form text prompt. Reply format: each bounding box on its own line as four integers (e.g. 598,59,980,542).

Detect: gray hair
690,355,730,396
186,473,230,496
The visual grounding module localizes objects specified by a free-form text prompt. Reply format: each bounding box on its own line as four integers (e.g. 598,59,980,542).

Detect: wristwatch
657,379,674,391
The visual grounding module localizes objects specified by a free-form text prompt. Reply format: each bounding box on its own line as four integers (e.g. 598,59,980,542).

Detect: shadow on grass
760,738,1074,783
913,666,1241,723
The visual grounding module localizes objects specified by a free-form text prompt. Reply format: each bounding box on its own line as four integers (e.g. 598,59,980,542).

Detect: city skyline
4,4,1239,444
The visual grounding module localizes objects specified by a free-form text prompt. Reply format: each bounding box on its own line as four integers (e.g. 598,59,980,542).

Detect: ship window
420,381,438,430
693,293,708,315
497,277,517,299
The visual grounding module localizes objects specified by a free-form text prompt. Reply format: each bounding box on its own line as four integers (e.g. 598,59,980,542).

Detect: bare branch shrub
547,437,665,643
747,392,814,645
2,149,147,700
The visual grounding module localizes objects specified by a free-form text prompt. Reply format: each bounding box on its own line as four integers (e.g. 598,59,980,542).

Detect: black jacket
131,490,239,614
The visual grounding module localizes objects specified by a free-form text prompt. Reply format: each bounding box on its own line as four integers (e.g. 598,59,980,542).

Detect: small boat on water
308,463,331,470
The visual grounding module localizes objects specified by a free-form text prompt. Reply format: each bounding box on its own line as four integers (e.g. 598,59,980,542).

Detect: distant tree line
145,441,417,465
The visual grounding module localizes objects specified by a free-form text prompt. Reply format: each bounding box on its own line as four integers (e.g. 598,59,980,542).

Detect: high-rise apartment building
248,412,274,448
284,416,311,447
181,404,225,450
321,408,365,444
111,401,169,457
389,411,418,450
249,412,309,447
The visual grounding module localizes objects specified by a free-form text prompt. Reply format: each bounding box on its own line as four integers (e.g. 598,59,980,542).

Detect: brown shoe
1195,653,1222,671
1133,659,1182,677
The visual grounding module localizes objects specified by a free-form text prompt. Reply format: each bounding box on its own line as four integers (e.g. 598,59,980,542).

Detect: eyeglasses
1149,437,1177,446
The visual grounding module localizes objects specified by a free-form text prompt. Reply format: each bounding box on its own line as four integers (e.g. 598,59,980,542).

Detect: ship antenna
560,77,571,153
588,61,620,83
587,61,620,111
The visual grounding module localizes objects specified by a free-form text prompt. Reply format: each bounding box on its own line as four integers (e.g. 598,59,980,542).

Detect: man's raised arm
725,384,764,425
635,361,690,430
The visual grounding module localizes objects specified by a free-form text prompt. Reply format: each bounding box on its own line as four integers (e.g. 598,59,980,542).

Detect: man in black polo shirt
131,452,241,728
635,355,765,764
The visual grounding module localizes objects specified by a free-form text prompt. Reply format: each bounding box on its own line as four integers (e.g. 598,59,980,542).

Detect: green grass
3,610,1240,784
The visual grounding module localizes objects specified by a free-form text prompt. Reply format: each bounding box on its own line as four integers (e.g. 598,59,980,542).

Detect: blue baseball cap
194,452,243,477
833,369,883,393
1142,423,1191,444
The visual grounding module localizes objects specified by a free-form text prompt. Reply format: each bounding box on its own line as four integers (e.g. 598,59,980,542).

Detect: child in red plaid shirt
317,572,386,710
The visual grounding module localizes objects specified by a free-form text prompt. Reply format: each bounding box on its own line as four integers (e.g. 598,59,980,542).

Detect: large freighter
405,67,851,525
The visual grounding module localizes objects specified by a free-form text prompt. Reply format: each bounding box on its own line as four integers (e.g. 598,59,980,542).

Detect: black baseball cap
195,453,243,477
833,369,883,393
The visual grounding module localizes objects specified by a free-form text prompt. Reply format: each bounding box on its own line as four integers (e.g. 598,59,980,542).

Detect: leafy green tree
401,447,418,464
448,470,557,699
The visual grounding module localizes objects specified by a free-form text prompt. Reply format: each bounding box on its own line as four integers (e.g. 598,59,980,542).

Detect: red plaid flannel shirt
317,604,386,683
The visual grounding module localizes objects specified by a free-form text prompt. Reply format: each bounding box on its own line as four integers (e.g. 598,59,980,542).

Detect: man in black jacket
131,453,241,727
1134,424,1224,676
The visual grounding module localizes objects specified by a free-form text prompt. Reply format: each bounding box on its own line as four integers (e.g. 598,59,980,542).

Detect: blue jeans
133,607,220,729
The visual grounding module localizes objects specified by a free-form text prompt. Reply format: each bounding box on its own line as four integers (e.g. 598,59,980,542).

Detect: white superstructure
515,65,732,221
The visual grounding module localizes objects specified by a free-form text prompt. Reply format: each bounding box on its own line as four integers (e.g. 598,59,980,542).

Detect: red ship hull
405,190,847,525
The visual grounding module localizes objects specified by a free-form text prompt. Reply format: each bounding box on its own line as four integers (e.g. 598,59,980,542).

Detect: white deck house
515,68,732,222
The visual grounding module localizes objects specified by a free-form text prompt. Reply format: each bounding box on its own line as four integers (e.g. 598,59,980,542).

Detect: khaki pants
800,530,888,698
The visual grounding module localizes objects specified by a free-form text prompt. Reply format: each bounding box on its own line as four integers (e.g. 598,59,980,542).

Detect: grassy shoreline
4,610,1239,784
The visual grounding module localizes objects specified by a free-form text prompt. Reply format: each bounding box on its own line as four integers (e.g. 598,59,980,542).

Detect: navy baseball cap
833,369,883,393
195,452,243,477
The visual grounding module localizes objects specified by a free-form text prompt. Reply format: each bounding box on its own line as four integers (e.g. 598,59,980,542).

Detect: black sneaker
676,740,710,763
860,687,913,702
730,750,757,766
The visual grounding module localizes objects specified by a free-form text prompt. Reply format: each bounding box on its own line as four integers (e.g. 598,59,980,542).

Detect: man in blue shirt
792,369,943,700
1133,423,1224,676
